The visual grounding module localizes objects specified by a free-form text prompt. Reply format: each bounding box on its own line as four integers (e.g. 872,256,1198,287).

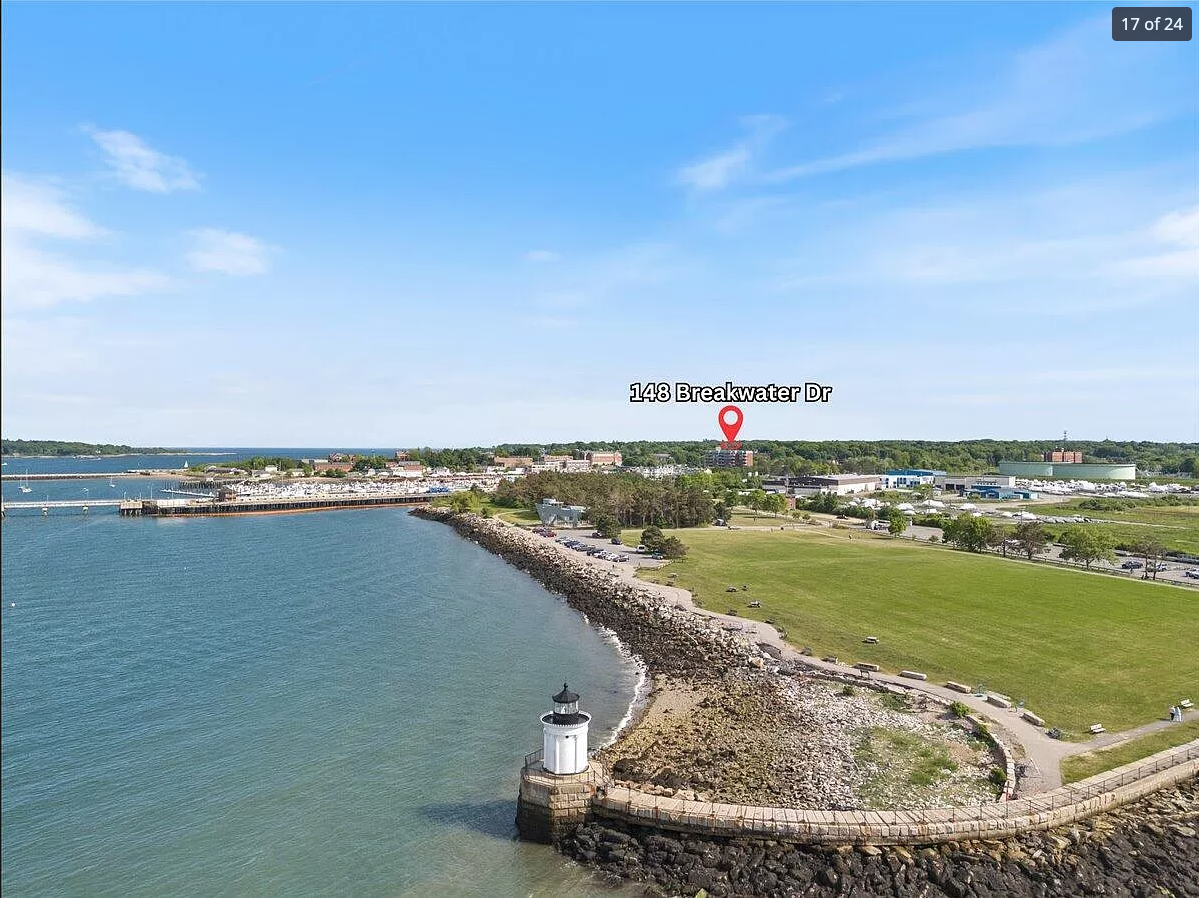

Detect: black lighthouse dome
549,683,583,724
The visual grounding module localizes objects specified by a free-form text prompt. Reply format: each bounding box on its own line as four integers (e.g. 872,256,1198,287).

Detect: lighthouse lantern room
541,683,591,775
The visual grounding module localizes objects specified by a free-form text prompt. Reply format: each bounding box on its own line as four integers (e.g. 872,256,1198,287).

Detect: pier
135,493,439,516
4,490,443,518
1,499,125,516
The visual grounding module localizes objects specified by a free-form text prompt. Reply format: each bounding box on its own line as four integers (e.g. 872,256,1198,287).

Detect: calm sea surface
1,473,641,897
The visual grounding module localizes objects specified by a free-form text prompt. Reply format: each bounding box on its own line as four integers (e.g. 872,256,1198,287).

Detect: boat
19,472,32,493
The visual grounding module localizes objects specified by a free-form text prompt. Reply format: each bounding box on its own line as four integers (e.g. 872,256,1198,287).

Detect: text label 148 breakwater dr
629,382,833,403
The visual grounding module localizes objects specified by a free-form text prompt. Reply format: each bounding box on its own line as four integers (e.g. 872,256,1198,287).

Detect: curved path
505,520,1196,793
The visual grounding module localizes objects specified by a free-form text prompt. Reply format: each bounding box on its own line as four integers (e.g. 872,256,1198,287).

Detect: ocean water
1,506,641,896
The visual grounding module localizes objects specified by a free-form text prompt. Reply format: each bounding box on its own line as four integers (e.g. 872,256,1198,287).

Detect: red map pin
718,405,743,447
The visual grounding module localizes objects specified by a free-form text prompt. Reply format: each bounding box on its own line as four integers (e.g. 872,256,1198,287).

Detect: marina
117,492,440,516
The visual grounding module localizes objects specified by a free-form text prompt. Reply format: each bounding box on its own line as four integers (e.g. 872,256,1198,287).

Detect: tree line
936,515,1170,576
394,440,1197,476
2,439,176,456
494,470,733,529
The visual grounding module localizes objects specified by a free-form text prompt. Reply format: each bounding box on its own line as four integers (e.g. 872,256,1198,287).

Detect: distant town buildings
581,450,622,467
628,464,704,479
791,474,880,496
935,474,1016,494
1045,449,1084,463
879,469,945,489
494,456,536,469
764,474,880,496
706,449,754,468
313,461,353,474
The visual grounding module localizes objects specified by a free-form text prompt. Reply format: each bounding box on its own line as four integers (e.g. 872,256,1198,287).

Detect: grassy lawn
478,500,541,525
1016,499,1199,555
636,527,1199,734
1061,722,1199,783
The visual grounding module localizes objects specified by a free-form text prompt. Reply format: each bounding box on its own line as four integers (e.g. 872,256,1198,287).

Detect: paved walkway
505,520,1196,794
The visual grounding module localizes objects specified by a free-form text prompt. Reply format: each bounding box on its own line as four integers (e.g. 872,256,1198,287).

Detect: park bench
854,662,880,672
1180,699,1193,710
945,681,971,694
822,656,839,664
863,636,879,644
748,600,761,608
1089,723,1106,734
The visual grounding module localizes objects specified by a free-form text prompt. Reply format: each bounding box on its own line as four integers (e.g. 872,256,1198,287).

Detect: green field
1061,722,1199,783
1018,500,1199,555
484,502,540,525
636,527,1199,734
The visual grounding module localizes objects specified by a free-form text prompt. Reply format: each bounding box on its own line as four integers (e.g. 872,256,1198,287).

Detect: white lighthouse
541,683,591,775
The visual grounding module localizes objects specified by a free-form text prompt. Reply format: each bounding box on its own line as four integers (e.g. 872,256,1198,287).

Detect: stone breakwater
561,779,1199,897
412,509,1198,895
410,508,757,679
411,508,997,810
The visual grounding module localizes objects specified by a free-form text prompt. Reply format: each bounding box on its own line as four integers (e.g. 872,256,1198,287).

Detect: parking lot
529,525,666,570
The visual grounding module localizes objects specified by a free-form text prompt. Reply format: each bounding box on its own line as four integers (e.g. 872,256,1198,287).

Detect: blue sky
2,2,1196,447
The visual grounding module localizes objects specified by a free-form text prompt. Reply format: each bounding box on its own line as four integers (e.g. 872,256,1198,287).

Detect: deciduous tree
1012,521,1051,560
1059,526,1116,569
944,514,994,552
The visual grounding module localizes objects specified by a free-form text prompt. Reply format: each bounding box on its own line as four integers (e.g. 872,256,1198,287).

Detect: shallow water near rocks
1,508,642,896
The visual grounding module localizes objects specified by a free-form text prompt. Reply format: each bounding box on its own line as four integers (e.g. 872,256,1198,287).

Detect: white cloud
1153,206,1199,247
766,174,1197,316
186,228,273,276
524,249,560,262
84,126,200,193
2,242,171,310
1102,205,1199,281
1,174,102,239
1,173,171,310
677,115,786,193
764,16,1190,181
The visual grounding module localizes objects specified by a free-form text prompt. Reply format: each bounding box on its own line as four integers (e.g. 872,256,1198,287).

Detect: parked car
1121,560,1143,570
611,538,623,545
1185,569,1199,580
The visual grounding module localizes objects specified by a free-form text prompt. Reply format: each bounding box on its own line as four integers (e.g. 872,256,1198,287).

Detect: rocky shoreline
561,779,1199,897
411,508,1198,896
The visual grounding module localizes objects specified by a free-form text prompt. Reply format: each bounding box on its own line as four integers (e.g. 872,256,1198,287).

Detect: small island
1,439,184,457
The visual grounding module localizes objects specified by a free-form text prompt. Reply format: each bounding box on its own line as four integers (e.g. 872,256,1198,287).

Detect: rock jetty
412,509,1198,896
560,779,1199,897
411,507,759,678
413,509,998,808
